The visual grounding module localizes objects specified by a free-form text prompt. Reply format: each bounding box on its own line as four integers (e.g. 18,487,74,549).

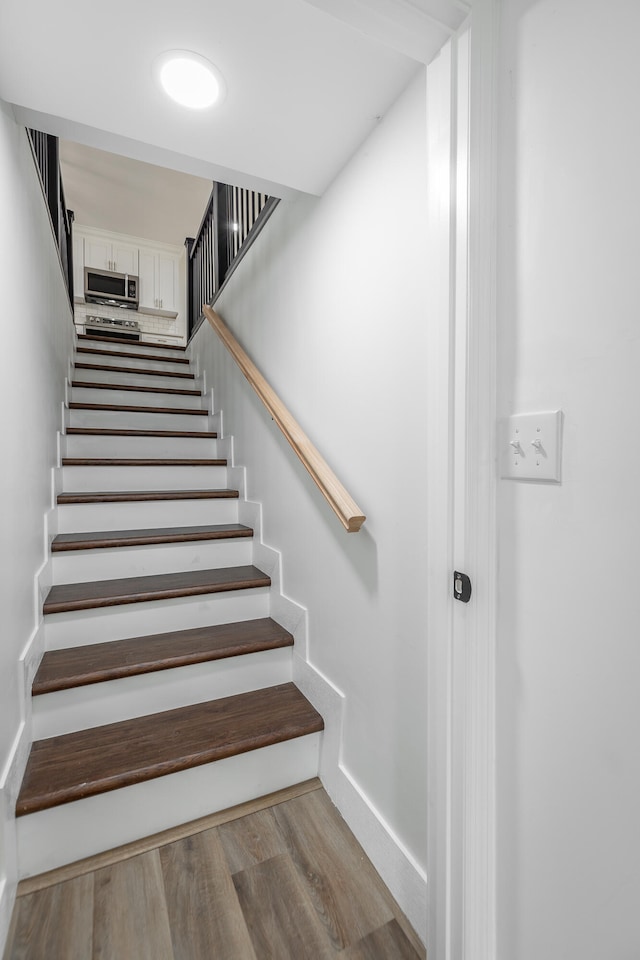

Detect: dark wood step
16,683,322,815
78,334,185,351
72,380,201,397
61,458,225,466
51,523,252,552
43,565,270,614
66,428,217,439
57,489,238,504
69,402,208,416
75,362,195,380
33,618,293,694
77,346,190,365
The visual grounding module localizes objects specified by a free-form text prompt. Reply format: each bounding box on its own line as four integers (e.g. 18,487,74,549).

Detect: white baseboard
0,724,24,958
293,653,427,945
0,471,59,956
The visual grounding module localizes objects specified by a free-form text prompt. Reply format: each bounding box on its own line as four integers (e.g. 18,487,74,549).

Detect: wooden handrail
203,306,366,533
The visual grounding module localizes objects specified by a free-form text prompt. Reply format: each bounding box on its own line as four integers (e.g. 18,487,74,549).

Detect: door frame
425,1,498,956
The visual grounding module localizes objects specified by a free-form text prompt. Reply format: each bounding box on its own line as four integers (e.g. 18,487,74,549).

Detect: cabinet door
156,254,178,312
138,251,156,309
84,237,111,270
112,243,139,276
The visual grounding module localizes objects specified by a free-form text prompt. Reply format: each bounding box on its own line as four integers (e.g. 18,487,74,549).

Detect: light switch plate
500,410,563,482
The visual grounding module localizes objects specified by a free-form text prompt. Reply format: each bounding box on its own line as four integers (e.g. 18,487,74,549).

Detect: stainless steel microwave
84,267,139,309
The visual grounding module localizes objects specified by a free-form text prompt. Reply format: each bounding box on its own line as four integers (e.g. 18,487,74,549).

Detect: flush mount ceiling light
154,51,226,110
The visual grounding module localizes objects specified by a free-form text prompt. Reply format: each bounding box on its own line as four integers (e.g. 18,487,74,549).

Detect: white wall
192,70,429,937
496,2,640,956
0,100,74,951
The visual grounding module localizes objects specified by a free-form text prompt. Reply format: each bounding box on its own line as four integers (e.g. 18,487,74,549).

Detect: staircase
15,333,323,879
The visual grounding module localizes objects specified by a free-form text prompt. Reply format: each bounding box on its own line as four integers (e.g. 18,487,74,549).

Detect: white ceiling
60,141,214,247
0,0,470,198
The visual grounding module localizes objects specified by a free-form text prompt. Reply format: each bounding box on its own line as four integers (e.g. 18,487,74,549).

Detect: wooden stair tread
69,402,208,416
77,346,190,364
65,428,217,438
61,457,225,466
72,380,201,397
52,523,253,552
44,565,270,614
57,489,238,504
16,683,323,815
33,618,293,694
78,334,185,351
75,362,194,380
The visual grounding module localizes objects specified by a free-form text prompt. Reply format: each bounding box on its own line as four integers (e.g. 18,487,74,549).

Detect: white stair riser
68,408,213,432
16,733,321,878
44,587,271,649
56,499,238,533
73,367,199,390
61,465,228,492
76,351,191,374
70,386,206,410
33,648,293,738
63,434,219,459
78,340,186,361
51,537,254,584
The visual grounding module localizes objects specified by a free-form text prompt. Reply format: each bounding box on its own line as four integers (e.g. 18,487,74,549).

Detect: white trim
425,35,456,960
425,3,498,956
74,222,185,258
461,0,498,956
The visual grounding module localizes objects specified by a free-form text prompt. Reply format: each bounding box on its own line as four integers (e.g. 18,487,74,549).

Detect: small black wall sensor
453,571,472,603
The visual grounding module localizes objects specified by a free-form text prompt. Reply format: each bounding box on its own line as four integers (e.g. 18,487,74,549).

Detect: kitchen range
84,315,141,341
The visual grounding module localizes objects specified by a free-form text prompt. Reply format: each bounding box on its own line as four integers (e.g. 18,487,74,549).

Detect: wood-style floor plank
71,380,201,397
61,458,225,466
16,684,323,815
76,346,189,364
271,788,394,950
78,334,185,351
57,488,237,504
74,362,195,380
218,807,289,874
68,402,207,415
159,829,257,959
65,427,214,437
339,919,422,959
5,874,94,960
43,564,270,614
33,618,293,694
51,523,251,552
233,854,336,960
92,852,174,960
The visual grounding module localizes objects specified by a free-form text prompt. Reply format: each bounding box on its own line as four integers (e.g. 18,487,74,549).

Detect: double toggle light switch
501,410,563,481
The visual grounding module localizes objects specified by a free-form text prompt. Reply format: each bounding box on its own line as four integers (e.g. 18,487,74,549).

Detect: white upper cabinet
138,250,156,310
157,253,178,313
138,248,180,315
84,237,139,275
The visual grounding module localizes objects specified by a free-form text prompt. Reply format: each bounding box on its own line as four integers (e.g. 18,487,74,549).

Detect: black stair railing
186,183,278,340
27,128,74,306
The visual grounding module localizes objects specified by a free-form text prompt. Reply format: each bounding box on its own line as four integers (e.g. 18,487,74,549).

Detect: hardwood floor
5,782,425,959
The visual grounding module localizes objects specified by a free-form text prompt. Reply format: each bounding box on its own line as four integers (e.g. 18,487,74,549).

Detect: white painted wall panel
0,99,74,950
192,70,429,885
496,2,640,957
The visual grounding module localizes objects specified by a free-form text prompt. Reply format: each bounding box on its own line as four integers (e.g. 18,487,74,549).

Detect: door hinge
453,570,472,603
